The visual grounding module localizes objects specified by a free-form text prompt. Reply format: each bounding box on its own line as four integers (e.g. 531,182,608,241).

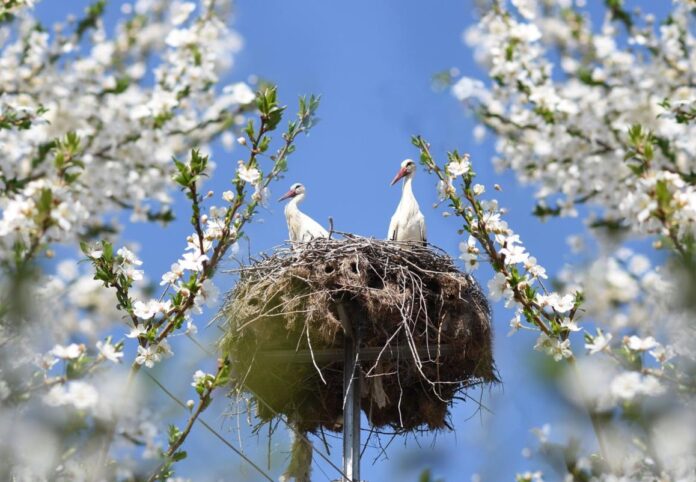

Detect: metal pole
338,305,361,482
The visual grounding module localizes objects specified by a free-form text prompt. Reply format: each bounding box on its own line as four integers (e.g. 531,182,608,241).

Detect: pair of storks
278,159,425,244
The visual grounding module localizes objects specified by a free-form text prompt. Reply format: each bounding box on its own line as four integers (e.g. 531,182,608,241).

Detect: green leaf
168,424,182,444
244,119,255,140
103,77,131,95
534,106,555,124
605,0,633,29
265,105,285,131
655,179,671,210
257,135,271,153
577,67,608,88
37,188,53,214
76,0,107,39
505,38,520,61
532,203,561,218
189,149,208,175
66,356,90,379
172,450,187,462
102,241,113,262
628,123,642,143
153,111,174,129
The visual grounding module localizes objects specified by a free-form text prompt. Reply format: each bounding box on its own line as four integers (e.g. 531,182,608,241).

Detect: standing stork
388,159,427,243
278,182,329,242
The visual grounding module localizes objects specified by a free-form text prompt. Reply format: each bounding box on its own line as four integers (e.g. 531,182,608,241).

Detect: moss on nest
219,236,496,435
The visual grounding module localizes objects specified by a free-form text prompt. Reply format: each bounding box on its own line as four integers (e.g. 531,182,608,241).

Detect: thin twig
144,371,275,482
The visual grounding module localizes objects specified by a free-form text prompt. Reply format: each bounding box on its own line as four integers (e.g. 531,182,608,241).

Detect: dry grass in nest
218,235,497,435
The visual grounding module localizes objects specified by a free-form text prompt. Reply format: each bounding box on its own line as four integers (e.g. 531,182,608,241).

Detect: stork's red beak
278,189,297,202
390,167,408,186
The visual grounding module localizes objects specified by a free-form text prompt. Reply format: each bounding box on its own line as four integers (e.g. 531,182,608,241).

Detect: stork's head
390,159,416,186
278,182,306,202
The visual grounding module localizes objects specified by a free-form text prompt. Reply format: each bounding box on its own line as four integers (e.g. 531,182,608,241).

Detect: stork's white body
284,193,329,242
388,176,426,243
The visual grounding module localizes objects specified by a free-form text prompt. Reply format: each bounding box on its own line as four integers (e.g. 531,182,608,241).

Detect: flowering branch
412,135,614,462
413,136,580,344
85,87,320,473
146,359,229,482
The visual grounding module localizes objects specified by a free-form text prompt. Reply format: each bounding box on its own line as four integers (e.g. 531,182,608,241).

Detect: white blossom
458,235,479,271
508,311,523,336
50,343,84,360
436,178,454,201
511,0,536,20
225,82,256,105
161,263,184,285
500,241,529,266
524,257,547,279
126,325,147,339
96,340,123,364
87,248,103,259
44,381,99,410
516,471,544,482
179,251,209,272
487,272,512,303
649,345,676,364
133,300,157,320
135,345,161,368
156,339,174,359
185,320,198,335
535,293,575,313
451,76,490,103
560,318,580,332
586,331,613,355
237,161,261,184
191,369,210,387
446,154,471,178
198,279,219,307
611,372,665,401
625,335,659,352
252,183,270,207
534,334,573,361
117,247,142,266
133,299,172,320
170,2,196,26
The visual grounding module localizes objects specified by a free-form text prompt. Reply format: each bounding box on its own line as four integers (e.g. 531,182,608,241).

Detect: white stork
388,159,427,243
278,183,329,242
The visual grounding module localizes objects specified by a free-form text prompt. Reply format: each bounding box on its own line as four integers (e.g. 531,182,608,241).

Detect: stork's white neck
401,175,415,199
285,193,305,214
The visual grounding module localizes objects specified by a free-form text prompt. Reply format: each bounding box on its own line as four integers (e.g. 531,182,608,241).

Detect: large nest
219,236,496,435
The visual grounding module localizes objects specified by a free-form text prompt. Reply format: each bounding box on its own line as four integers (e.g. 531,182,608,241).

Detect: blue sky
34,1,671,480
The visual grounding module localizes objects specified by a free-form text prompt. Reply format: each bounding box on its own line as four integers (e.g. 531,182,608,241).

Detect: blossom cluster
456,1,696,249
0,0,33,20
447,1,696,480
0,0,253,265
0,1,263,480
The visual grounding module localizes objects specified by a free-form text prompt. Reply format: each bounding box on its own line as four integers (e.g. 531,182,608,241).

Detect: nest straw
219,235,497,436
